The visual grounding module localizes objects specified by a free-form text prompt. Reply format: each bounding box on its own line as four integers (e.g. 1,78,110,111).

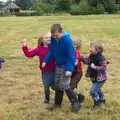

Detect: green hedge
15,12,31,16
69,4,81,15
15,11,44,16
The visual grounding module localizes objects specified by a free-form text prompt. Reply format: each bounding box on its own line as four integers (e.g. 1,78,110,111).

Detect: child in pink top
22,32,56,104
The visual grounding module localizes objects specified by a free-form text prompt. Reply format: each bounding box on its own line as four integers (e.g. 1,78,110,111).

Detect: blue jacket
44,32,76,72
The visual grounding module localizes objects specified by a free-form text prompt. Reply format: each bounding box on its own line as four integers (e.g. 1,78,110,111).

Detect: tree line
0,0,120,15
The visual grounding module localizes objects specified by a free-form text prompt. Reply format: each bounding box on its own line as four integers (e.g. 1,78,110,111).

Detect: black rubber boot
55,89,64,105
44,87,50,104
65,88,81,113
47,89,64,111
44,95,49,104
91,100,100,111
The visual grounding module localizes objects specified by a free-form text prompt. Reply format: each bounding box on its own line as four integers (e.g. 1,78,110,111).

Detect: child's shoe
91,100,100,111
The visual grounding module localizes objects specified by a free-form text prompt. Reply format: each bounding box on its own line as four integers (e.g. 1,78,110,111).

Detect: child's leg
44,86,50,103
90,82,101,110
97,82,106,104
70,72,84,103
70,72,83,90
42,71,54,103
90,82,100,101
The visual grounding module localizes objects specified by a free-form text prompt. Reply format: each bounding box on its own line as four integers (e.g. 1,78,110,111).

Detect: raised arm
22,46,38,58
22,39,38,58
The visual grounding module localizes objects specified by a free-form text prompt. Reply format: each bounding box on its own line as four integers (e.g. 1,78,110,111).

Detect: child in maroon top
22,32,56,104
70,38,84,104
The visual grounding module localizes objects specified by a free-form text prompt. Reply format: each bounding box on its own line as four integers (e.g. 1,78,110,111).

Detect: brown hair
38,36,43,46
91,41,103,53
51,24,63,33
73,37,82,50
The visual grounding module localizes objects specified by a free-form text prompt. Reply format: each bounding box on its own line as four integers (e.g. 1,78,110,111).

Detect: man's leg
47,67,64,111
59,68,81,112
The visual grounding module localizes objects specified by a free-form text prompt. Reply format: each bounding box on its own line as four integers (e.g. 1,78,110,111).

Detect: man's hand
42,62,46,68
74,59,78,66
65,71,72,77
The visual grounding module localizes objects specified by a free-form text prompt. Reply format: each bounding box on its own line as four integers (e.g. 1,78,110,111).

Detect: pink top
22,45,56,72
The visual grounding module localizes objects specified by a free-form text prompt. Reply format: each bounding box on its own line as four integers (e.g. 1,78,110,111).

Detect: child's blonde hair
73,37,82,50
91,41,103,53
38,32,51,46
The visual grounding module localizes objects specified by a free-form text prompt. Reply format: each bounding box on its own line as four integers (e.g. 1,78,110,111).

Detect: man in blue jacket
42,24,81,112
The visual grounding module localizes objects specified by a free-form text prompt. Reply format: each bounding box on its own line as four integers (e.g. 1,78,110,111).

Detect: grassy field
0,15,120,120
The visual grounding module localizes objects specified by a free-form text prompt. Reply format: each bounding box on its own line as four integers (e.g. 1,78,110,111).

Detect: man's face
52,31,62,40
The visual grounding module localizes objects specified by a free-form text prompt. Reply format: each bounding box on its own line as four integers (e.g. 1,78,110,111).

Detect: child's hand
65,71,72,77
22,39,27,46
91,63,96,69
74,59,78,66
42,62,46,68
81,54,84,59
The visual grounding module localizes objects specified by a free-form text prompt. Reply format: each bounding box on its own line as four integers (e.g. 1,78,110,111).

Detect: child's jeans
42,71,55,98
90,81,105,101
42,71,55,87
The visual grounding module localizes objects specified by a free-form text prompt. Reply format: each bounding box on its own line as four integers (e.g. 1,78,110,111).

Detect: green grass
0,15,120,120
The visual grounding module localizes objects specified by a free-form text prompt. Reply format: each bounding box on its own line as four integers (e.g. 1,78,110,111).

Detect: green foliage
74,0,81,4
56,0,71,11
79,0,90,15
15,11,32,16
69,0,90,15
96,4,105,14
0,1,5,10
15,11,44,16
4,0,120,15
107,0,117,13
34,3,53,14
15,0,33,10
69,4,81,15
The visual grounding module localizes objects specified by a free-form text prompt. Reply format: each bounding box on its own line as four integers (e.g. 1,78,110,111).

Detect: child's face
90,44,98,55
43,33,51,45
51,31,62,40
